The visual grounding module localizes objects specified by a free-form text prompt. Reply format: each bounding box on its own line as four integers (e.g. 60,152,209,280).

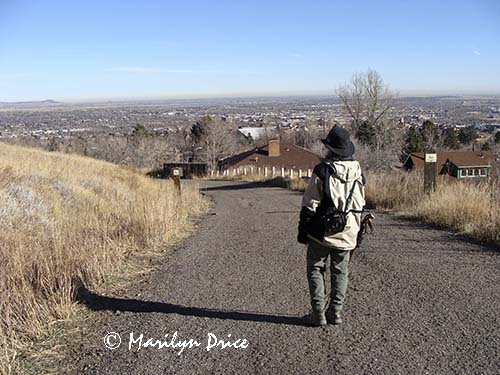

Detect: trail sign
424,153,437,193
425,153,437,163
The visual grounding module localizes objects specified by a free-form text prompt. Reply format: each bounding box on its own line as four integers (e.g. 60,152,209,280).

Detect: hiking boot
306,310,327,326
327,310,342,325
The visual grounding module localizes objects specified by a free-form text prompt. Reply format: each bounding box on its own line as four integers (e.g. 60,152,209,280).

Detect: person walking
298,126,365,326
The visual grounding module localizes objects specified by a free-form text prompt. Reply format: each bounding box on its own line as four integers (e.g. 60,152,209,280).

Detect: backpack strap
343,179,360,214
313,162,334,208
316,161,362,214
322,162,335,208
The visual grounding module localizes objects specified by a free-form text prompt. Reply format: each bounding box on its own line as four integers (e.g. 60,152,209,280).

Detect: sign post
172,168,182,193
424,153,437,194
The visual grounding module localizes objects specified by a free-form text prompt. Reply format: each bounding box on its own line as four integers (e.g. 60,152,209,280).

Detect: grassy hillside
0,143,208,373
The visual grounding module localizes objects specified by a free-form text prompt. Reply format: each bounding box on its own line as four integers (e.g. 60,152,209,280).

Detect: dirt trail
71,180,500,375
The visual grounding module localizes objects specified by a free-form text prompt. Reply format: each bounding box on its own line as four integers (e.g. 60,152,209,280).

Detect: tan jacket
301,160,365,250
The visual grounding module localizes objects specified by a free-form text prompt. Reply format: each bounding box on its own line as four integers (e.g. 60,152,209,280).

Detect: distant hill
0,99,62,107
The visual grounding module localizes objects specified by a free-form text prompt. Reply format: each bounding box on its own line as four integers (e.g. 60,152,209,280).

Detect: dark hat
321,126,355,157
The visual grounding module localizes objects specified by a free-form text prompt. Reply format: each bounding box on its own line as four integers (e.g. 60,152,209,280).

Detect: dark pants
307,240,350,312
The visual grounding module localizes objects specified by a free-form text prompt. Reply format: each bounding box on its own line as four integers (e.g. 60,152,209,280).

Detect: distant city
1,95,499,166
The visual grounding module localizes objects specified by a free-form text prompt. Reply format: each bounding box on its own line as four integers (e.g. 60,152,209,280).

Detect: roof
404,151,495,170
219,142,322,170
237,127,268,139
164,162,207,166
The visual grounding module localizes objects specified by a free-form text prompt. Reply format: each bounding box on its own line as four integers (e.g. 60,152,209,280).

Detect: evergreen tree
442,128,460,150
481,142,492,151
495,131,500,144
191,115,213,143
420,119,441,151
458,126,478,145
402,126,424,159
355,120,376,146
131,123,150,138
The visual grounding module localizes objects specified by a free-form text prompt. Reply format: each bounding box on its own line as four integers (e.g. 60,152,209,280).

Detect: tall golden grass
365,171,500,243
0,143,208,374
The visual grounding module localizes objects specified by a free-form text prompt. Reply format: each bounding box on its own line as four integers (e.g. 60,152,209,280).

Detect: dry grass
288,177,309,191
0,143,208,374
366,170,500,244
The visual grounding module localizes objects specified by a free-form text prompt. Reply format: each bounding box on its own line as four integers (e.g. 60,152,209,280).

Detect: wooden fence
210,166,312,179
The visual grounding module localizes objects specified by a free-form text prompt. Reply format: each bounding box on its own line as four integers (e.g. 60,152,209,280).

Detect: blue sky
0,0,499,101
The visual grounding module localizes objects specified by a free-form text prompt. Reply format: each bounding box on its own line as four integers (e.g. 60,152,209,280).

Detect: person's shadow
78,288,307,326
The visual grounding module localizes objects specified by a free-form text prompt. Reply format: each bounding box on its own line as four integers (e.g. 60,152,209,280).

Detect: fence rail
209,166,313,179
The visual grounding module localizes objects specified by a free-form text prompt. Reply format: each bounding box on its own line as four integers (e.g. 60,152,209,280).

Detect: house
403,151,496,179
218,139,321,174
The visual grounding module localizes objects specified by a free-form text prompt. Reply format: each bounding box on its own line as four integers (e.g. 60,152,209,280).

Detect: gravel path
72,180,500,375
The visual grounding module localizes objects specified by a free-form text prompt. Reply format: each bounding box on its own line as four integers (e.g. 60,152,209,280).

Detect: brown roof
219,142,322,170
405,151,495,170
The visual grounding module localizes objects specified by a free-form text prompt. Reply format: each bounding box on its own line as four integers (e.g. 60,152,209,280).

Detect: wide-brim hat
321,126,355,157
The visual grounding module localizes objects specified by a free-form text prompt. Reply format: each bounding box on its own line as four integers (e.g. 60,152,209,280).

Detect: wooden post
172,168,181,193
424,153,437,194
174,176,181,192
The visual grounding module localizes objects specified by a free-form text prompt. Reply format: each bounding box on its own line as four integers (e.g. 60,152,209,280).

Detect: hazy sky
0,0,499,101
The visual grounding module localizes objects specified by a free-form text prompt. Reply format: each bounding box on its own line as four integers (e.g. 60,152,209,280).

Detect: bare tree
337,69,403,170
420,119,443,152
198,117,238,171
370,119,405,170
262,114,279,143
166,127,193,162
336,68,396,136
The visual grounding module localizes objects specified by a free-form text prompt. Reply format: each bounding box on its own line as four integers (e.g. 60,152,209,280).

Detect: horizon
1,0,499,102
2,91,500,105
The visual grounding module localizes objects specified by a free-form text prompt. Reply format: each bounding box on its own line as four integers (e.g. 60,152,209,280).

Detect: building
237,127,269,140
218,139,322,174
403,151,496,179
